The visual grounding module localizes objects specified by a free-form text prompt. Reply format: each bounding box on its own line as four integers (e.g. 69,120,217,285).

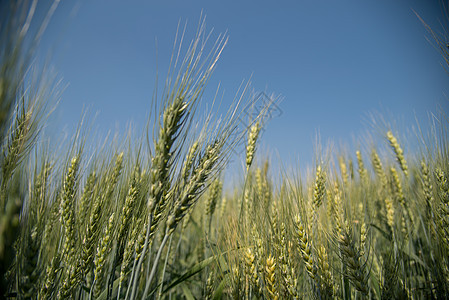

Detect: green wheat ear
265,254,278,300
78,171,97,226
356,150,368,182
317,245,333,299
246,121,261,172
93,212,115,298
387,131,408,177
339,156,350,186
294,215,316,281
58,156,81,298
205,178,222,232
167,139,224,234
313,165,326,209
117,164,140,249
146,97,189,250
371,149,387,186
337,223,369,297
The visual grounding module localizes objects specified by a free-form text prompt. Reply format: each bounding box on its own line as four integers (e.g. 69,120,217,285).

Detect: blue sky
33,0,448,176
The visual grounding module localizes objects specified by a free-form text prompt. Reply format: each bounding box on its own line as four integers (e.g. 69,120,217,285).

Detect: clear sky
31,0,449,177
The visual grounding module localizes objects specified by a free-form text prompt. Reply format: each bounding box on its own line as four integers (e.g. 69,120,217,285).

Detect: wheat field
1,1,448,299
